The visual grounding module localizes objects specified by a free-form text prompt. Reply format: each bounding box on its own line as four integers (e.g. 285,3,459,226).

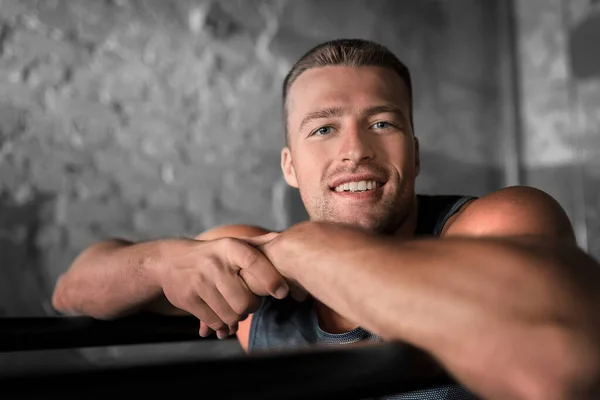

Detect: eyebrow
299,107,345,131
362,105,406,121
298,104,407,131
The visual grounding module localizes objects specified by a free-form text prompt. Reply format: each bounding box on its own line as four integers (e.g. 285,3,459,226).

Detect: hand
158,235,290,339
244,231,309,303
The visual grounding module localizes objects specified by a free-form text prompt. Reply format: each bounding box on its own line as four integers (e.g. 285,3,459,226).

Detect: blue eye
315,126,333,136
373,121,390,129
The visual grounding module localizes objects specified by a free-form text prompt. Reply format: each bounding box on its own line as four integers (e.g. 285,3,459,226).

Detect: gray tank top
249,195,478,399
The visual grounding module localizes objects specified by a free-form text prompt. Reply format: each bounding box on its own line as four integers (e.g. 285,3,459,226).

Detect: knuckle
206,319,226,331
230,296,252,315
196,258,223,288
190,277,207,299
232,302,249,316
241,246,260,270
181,286,198,305
222,313,240,326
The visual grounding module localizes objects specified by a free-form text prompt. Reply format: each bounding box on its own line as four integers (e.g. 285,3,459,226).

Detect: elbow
51,275,118,320
51,274,79,316
50,282,62,312
50,239,131,319
51,275,66,312
51,278,114,320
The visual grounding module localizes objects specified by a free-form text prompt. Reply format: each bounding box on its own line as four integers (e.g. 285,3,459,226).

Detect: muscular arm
51,237,175,319
51,225,270,320
262,186,600,399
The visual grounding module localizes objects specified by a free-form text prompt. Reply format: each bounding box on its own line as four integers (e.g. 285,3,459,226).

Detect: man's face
281,66,419,234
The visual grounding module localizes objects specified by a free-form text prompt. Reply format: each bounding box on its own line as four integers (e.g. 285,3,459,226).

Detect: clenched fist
158,233,288,339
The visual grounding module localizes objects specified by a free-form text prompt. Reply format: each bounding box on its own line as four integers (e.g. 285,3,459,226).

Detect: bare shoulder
194,224,273,241
444,185,576,241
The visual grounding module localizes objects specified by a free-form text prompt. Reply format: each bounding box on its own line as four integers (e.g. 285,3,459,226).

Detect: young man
52,39,600,400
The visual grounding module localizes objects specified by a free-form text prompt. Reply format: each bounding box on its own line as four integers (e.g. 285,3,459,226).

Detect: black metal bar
0,342,457,400
0,314,214,352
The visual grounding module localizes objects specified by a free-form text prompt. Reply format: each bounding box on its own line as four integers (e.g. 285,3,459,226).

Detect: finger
202,285,243,330
200,321,228,340
216,328,230,340
199,321,214,338
215,270,262,315
185,296,226,335
226,240,289,299
239,232,279,247
238,269,270,297
198,311,231,340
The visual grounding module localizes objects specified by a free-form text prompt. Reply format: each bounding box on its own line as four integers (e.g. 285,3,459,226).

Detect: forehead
286,66,410,128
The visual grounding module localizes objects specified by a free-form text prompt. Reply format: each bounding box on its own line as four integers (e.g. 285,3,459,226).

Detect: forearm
264,222,600,398
52,238,192,319
285,229,586,343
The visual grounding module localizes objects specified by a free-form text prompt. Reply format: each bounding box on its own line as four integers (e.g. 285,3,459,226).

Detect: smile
332,180,381,193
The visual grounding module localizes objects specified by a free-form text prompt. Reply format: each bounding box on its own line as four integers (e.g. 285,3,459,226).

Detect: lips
329,174,386,191
332,180,381,192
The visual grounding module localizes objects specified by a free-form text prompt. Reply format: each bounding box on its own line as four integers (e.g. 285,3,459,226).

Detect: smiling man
52,39,600,400
280,59,417,235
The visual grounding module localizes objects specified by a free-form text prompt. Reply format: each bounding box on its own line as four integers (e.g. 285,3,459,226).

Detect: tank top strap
416,195,477,237
432,195,477,236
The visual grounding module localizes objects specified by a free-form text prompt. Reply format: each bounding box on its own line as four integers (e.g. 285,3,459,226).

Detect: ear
281,146,299,188
414,136,420,176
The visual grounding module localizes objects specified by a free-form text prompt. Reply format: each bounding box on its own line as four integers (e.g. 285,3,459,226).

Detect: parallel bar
0,315,212,352
0,342,457,400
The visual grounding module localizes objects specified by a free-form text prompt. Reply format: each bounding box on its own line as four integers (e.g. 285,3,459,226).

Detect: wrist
261,223,319,279
143,238,197,289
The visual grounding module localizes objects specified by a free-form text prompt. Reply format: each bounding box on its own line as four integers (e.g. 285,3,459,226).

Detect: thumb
239,232,279,247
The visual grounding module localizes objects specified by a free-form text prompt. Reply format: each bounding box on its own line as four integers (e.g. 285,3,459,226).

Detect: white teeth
333,180,379,192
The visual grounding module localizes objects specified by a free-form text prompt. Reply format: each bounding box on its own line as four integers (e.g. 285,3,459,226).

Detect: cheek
384,138,414,163
295,161,322,187
293,147,327,179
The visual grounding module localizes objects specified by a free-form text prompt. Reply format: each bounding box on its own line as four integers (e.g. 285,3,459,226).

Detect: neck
315,195,419,334
391,194,420,238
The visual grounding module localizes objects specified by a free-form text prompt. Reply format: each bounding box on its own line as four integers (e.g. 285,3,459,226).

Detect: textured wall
569,2,600,260
2,0,597,370
0,0,505,322
0,0,507,367
515,0,600,258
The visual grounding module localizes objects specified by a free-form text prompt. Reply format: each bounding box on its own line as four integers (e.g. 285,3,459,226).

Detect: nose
338,124,375,163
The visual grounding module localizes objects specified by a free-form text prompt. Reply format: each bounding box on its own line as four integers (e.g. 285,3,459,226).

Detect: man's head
280,39,420,234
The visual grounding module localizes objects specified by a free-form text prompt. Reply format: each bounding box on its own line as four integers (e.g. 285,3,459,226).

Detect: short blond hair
282,39,414,142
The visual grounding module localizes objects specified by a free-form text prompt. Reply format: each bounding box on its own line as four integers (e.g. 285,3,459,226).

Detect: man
52,39,600,399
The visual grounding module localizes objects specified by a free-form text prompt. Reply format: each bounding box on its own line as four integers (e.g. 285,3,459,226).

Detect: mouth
330,180,383,193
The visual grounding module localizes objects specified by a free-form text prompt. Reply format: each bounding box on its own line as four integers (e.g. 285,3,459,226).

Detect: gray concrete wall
515,0,600,258
0,0,505,367
0,0,504,320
